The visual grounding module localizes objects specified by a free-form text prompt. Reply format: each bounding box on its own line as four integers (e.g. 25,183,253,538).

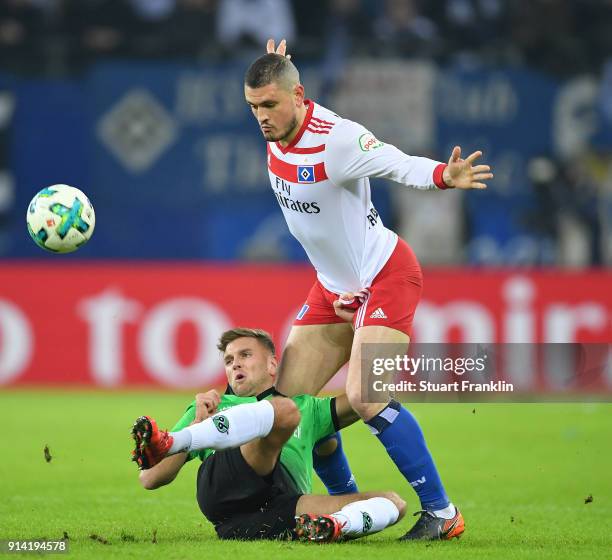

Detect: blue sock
366,400,449,511
312,432,359,495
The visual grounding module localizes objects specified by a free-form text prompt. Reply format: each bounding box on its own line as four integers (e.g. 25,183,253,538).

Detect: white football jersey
266,100,449,294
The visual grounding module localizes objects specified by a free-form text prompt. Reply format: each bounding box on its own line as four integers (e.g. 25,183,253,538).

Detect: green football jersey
171,389,337,494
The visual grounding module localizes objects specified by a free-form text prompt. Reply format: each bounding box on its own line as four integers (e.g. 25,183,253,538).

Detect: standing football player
243,39,493,541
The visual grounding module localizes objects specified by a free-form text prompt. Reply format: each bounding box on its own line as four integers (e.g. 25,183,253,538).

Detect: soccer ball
26,185,96,253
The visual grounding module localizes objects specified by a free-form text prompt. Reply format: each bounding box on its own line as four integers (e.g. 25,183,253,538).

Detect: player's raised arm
326,120,493,191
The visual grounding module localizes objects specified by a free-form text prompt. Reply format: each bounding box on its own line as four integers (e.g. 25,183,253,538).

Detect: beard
264,115,299,143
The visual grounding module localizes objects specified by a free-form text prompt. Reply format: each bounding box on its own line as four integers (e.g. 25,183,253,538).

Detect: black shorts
196,447,302,541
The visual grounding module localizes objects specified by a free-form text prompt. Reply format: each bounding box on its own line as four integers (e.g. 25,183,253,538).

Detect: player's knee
314,436,338,457
271,397,301,433
383,491,407,520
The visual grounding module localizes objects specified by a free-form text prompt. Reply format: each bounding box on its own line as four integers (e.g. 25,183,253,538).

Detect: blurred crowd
1,0,611,266
0,0,611,76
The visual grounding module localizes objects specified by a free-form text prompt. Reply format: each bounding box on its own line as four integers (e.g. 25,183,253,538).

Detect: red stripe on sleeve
311,116,334,126
306,127,330,135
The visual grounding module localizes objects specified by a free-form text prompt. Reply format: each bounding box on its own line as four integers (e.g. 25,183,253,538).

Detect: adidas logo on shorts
370,307,387,319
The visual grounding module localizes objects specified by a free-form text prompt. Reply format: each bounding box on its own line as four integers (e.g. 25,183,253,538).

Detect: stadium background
0,0,610,390
1,2,611,557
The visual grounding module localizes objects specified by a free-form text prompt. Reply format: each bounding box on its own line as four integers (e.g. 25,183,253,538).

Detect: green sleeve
311,396,337,443
170,401,199,462
171,401,196,431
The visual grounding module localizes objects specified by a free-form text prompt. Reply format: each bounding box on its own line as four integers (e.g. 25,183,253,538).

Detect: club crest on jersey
297,165,315,183
296,304,309,320
359,132,384,152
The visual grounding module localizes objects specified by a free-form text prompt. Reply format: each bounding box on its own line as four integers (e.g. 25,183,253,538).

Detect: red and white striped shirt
266,100,449,294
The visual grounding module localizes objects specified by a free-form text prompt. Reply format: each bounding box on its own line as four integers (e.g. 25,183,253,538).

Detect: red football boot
131,416,174,470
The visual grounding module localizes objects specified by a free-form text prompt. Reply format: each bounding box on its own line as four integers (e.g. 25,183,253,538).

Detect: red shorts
293,238,423,337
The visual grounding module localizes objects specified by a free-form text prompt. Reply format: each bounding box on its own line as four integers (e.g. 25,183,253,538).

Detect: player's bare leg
296,491,405,517
295,491,406,542
276,322,359,495
345,325,407,421
276,323,354,396
345,325,464,541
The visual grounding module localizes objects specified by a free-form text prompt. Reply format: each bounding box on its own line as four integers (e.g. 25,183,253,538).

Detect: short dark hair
244,53,299,90
217,328,276,355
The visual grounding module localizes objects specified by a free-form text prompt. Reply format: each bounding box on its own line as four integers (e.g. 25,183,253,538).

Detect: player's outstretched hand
193,390,220,423
442,146,493,189
266,38,291,60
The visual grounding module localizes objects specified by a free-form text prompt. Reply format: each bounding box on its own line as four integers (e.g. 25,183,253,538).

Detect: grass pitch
1,390,610,559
